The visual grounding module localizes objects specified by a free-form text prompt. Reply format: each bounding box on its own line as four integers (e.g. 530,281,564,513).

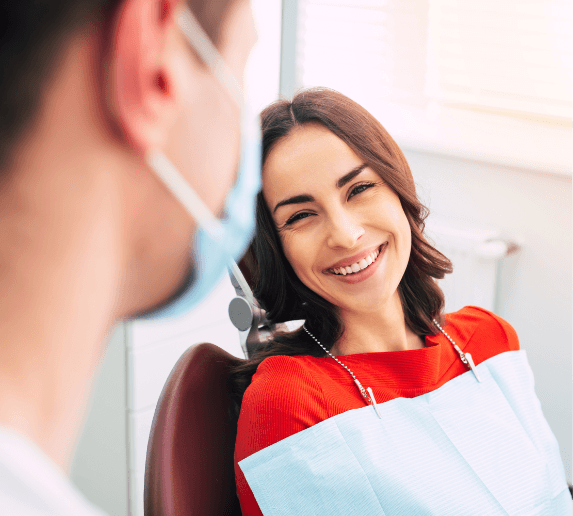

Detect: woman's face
263,123,412,316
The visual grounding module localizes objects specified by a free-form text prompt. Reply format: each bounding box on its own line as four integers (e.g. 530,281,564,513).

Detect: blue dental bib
239,351,571,515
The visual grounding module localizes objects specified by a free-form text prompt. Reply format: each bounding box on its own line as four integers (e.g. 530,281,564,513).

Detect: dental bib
239,350,571,515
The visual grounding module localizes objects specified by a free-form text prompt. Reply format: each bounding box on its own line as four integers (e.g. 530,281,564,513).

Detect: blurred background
70,1,572,514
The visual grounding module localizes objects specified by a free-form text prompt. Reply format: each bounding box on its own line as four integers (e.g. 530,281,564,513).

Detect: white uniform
0,428,108,516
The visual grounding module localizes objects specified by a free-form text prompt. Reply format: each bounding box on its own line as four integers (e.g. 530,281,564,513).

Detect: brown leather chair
144,342,244,516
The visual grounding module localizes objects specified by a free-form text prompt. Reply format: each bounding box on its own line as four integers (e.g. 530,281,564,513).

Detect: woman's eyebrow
273,163,368,214
273,194,314,214
336,163,367,188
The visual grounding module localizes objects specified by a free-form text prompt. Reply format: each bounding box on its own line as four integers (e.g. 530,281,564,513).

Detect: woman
232,88,571,516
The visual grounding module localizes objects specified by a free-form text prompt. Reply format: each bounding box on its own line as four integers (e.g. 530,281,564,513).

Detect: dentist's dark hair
0,0,237,174
231,87,452,407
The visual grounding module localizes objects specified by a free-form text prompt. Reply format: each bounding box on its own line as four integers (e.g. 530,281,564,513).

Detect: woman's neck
333,292,425,356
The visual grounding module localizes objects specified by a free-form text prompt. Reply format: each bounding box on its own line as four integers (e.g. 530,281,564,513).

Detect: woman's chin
331,287,398,317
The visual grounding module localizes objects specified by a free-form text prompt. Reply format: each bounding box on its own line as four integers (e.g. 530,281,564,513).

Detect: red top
234,306,520,516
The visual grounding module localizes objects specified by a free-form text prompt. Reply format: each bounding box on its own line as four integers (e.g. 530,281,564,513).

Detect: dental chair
144,256,264,516
144,341,243,516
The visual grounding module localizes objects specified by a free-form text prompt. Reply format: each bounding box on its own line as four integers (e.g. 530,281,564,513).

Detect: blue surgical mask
140,7,261,319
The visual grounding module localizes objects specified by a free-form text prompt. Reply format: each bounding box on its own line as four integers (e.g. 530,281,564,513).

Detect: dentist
0,0,259,514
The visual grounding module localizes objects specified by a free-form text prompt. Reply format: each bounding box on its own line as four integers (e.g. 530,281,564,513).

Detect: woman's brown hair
231,88,452,406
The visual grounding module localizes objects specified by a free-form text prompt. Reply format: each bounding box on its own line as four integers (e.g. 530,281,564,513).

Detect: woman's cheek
281,234,302,273
283,233,314,281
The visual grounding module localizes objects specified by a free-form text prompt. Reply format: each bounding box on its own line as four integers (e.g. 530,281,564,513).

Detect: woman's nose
325,210,364,249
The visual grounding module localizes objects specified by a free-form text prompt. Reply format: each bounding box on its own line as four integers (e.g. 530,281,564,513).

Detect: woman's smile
324,242,388,284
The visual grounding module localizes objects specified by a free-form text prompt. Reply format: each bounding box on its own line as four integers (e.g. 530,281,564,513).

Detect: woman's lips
326,244,383,271
328,246,381,276
326,242,388,284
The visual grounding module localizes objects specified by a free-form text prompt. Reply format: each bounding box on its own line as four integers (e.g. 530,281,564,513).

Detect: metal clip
354,379,370,402
463,352,482,383
453,344,481,383
366,387,382,419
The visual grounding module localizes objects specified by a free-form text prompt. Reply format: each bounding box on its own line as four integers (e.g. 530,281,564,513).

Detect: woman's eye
349,182,375,199
286,212,312,225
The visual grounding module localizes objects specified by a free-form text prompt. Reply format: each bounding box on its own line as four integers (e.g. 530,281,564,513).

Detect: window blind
296,0,572,121
426,0,572,119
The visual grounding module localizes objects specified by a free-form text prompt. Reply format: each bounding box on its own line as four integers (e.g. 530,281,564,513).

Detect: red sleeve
490,311,520,351
452,306,520,365
234,355,327,516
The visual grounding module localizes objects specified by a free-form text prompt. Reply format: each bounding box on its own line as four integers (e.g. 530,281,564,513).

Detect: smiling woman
265,122,414,341
247,89,452,338
231,88,572,516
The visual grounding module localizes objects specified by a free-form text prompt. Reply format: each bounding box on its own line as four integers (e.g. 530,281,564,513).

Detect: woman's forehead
262,123,363,202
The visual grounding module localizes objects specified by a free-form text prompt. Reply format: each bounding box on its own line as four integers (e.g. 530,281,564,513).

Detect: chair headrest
145,343,244,516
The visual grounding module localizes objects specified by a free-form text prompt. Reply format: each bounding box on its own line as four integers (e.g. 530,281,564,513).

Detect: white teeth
330,245,384,275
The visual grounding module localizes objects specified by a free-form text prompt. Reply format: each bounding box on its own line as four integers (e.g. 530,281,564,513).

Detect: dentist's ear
107,0,182,153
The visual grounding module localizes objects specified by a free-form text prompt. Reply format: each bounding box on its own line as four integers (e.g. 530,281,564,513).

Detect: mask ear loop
145,150,223,242
177,7,244,107
176,6,257,311
146,5,247,241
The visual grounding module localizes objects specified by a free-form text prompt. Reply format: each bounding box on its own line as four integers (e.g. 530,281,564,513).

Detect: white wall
404,149,572,483
244,0,282,114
